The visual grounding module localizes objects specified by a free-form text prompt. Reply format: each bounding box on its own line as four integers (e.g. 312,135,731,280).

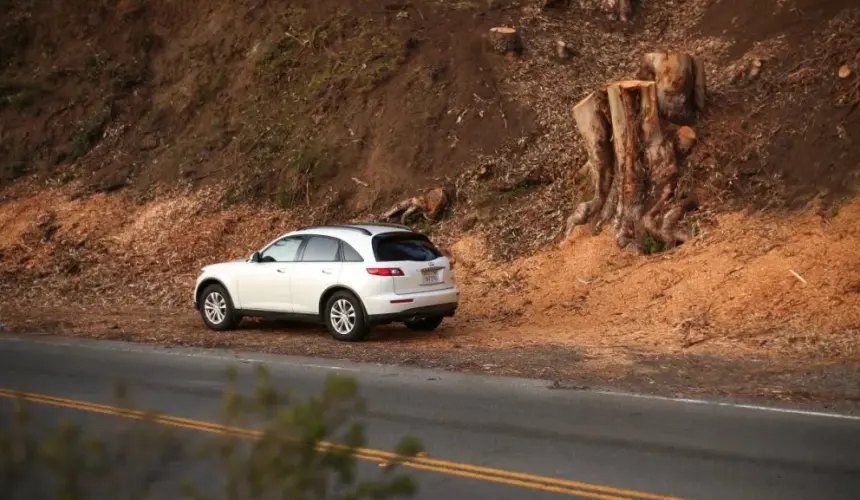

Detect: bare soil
1,187,858,409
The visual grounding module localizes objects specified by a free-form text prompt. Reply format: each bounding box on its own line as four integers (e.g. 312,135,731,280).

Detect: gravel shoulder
2,306,858,415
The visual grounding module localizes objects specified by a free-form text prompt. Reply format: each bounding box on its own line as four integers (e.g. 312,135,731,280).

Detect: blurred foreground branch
0,365,423,500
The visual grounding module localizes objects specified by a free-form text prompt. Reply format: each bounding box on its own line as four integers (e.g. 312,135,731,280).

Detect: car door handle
277,268,289,273
321,269,333,274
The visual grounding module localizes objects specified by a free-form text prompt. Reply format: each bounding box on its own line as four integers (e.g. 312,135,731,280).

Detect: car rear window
374,233,442,262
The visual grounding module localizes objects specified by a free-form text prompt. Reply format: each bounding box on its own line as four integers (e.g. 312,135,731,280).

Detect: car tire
324,291,368,341
200,284,239,331
404,316,444,332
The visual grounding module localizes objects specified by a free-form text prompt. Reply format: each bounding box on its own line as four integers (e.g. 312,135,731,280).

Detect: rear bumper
368,303,458,325
364,286,459,324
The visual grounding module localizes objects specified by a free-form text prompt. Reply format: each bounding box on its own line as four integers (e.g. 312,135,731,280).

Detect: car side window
341,241,364,262
260,237,303,263
301,236,340,262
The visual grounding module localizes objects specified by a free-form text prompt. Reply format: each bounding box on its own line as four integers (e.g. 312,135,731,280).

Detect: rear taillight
367,267,404,277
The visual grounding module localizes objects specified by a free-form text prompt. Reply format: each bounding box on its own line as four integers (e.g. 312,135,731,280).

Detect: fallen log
383,187,449,225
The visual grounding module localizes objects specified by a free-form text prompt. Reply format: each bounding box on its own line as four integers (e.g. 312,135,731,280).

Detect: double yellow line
0,388,683,500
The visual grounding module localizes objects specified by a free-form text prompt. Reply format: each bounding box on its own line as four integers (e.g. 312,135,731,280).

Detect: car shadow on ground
233,318,449,343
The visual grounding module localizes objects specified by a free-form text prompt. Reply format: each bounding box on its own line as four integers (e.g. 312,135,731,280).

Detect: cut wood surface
488,27,523,56
639,52,706,124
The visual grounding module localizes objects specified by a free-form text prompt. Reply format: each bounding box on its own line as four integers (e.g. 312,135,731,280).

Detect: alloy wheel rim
330,299,356,335
204,292,227,324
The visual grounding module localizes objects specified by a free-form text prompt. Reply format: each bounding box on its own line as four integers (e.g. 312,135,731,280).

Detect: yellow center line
0,388,685,500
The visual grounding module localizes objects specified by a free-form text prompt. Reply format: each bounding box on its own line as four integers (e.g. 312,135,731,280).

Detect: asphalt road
1,335,859,500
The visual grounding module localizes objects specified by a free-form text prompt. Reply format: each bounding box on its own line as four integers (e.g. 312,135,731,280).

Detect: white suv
193,223,459,341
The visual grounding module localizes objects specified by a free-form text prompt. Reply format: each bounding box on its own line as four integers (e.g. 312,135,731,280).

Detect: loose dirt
1,186,858,408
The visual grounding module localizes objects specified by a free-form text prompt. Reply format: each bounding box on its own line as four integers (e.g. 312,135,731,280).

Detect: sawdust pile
1,185,858,363
452,198,860,360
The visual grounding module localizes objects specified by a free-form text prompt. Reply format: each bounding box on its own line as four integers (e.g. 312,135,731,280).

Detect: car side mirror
250,251,261,263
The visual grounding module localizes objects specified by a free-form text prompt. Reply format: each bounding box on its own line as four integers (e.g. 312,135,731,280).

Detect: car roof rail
347,222,413,231
296,225,372,236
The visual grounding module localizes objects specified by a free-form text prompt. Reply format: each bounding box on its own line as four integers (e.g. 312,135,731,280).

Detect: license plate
421,268,440,284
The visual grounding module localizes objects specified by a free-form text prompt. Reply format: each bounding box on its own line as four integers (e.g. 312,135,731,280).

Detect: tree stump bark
638,52,706,124
603,0,632,21
565,90,614,236
488,27,523,56
567,80,691,251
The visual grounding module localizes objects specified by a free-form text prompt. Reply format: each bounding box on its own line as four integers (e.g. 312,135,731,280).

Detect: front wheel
324,292,369,341
404,316,444,332
200,284,239,331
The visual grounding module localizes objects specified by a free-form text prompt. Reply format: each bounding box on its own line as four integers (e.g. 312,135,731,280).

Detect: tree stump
488,27,523,56
555,40,576,59
638,52,706,124
603,0,632,21
567,80,691,251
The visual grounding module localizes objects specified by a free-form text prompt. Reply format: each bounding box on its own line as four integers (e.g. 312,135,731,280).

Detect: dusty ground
1,186,858,409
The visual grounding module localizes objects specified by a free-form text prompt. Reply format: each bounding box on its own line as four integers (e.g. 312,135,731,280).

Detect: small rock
460,212,478,231
729,65,745,84
748,58,763,80
838,64,852,79
140,135,158,151
676,126,697,153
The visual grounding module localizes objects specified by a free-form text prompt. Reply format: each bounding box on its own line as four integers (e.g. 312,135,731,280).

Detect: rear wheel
324,291,369,341
404,316,444,332
200,284,239,331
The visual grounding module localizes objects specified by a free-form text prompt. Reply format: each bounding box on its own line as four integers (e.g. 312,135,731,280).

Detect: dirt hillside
1,0,859,404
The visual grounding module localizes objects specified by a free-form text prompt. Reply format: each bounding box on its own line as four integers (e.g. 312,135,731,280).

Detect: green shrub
0,365,423,500
69,113,110,160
